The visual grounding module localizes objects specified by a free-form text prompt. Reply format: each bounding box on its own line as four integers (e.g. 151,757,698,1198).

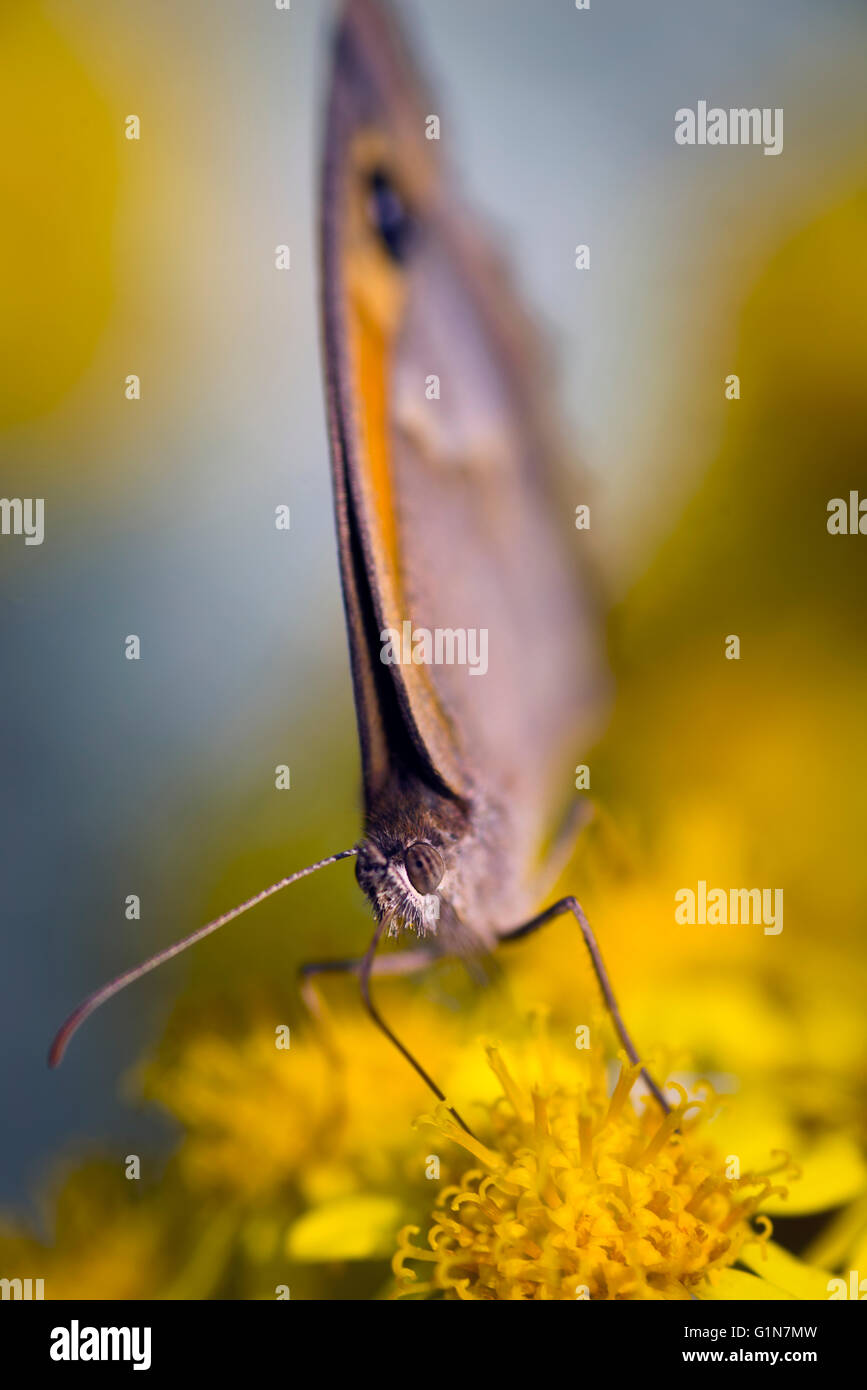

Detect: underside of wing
320,0,608,881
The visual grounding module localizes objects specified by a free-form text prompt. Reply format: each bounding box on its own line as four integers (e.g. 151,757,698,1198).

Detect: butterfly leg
498,896,671,1113
298,938,477,1137
358,918,477,1138
298,945,434,1019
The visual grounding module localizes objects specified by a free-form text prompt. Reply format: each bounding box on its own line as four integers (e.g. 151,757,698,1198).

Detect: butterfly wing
321,0,608,917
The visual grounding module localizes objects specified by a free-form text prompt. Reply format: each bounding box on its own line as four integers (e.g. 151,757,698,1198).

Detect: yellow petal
760,1136,867,1216
286,1195,405,1262
696,1269,794,1301
739,1240,833,1300
804,1194,867,1269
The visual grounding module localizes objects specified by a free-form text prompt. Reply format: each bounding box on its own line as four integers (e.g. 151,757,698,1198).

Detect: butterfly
50,0,668,1130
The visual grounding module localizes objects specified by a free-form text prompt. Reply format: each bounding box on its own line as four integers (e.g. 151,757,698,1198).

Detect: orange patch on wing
343,130,415,590
347,292,400,579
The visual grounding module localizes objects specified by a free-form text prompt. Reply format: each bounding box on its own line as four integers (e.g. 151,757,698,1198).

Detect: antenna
48,848,358,1067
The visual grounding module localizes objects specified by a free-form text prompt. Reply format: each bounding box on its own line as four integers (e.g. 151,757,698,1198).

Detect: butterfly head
356,830,447,937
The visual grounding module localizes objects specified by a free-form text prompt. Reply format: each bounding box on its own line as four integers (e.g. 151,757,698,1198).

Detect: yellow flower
144,1029,334,1199
394,1046,795,1301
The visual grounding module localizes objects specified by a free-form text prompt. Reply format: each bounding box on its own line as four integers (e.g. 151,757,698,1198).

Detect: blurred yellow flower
0,1161,220,1301
145,994,468,1209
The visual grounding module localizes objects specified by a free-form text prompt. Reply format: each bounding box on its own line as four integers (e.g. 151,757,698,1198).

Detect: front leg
298,944,435,1019
298,936,476,1136
498,896,671,1113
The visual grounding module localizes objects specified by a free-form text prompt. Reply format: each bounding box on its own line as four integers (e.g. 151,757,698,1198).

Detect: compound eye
404,841,445,895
